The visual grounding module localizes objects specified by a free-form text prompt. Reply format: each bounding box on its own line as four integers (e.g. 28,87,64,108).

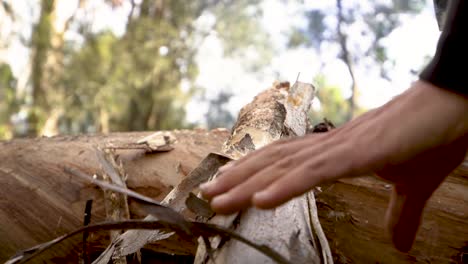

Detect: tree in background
62,0,269,134
309,74,349,127
2,0,269,137
205,91,235,130
0,63,17,138
0,1,14,52
290,0,426,121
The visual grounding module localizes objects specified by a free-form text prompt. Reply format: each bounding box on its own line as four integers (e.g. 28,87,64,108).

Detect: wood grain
0,129,229,263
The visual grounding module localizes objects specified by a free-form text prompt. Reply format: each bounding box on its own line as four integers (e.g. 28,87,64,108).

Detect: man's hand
200,80,468,251
377,135,468,251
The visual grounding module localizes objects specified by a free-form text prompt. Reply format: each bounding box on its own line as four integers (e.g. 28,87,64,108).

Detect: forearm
350,80,468,171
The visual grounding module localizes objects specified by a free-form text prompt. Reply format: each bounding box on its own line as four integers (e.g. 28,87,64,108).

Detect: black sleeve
419,0,468,95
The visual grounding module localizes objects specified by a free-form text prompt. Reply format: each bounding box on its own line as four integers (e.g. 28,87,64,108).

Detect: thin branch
80,200,93,264
65,167,161,207
307,192,333,264
125,0,136,31
11,220,292,264
336,0,358,121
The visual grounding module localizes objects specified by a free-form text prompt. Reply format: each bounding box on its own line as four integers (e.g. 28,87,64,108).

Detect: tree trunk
0,129,230,263
1,132,468,263
2,89,468,264
316,166,468,263
87,81,325,264
99,108,110,134
29,0,82,136
193,81,325,264
31,0,55,113
336,0,358,121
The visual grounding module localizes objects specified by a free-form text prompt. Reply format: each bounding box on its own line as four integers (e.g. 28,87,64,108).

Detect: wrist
349,80,468,172
412,80,468,144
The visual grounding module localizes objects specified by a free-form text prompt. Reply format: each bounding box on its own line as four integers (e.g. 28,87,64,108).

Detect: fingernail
253,191,268,202
211,194,229,208
199,182,212,191
218,162,234,172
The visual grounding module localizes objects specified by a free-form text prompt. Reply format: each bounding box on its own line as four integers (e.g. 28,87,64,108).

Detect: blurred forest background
0,0,438,139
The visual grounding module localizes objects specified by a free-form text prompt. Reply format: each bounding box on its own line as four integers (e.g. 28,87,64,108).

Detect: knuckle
272,145,289,158
274,156,294,169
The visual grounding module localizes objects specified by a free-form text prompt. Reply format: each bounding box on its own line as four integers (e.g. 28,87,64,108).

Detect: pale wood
195,81,324,264
0,129,229,263
1,129,468,263
315,160,468,264
97,149,131,264
92,153,230,264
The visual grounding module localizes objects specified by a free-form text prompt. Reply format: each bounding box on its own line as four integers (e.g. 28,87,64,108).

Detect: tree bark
1,130,468,263
193,81,326,264
316,165,468,264
0,129,229,263
2,89,468,264
336,0,358,121
89,81,325,264
31,0,83,137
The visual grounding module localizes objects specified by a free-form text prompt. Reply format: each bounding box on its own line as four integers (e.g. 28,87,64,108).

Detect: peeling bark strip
96,148,133,264
11,167,291,264
0,130,228,262
90,81,324,264
196,81,327,264
222,81,316,158
92,153,231,264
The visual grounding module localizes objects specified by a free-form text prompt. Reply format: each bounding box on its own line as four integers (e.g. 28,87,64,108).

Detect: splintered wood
2,98,468,263
91,80,328,264
195,81,329,264
0,130,228,263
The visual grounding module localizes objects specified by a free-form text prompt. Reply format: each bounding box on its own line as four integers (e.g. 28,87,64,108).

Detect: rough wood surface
92,153,231,264
316,159,468,264
1,126,467,263
0,129,229,263
97,149,131,264
195,81,324,264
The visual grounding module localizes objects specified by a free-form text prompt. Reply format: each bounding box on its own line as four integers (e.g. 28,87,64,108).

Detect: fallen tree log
193,81,326,264
1,96,468,263
90,81,326,264
316,162,468,263
0,129,229,263
2,132,468,263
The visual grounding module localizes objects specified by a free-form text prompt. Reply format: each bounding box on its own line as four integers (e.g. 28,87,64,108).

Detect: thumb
383,135,468,252
385,184,427,252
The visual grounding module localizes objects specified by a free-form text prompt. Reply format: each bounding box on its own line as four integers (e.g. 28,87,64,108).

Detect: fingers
200,135,322,200
200,119,374,214
199,148,285,199
210,159,291,214
382,135,468,252
386,185,427,252
252,164,322,209
208,139,353,213
253,144,353,208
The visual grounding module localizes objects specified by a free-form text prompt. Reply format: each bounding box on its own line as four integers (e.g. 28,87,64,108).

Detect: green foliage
288,10,326,49
206,91,235,130
291,0,427,76
0,63,17,138
33,0,270,134
30,0,54,109
212,1,272,71
289,0,426,123
393,0,427,13
60,31,120,132
310,74,350,126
